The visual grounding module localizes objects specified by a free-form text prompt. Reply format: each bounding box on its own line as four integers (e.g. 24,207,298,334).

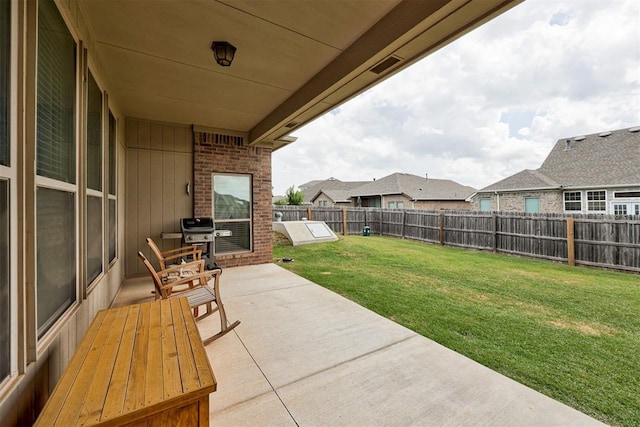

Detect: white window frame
85,67,104,291
586,190,607,213
107,110,117,265
563,191,582,212
34,0,81,345
212,173,253,255
0,0,19,391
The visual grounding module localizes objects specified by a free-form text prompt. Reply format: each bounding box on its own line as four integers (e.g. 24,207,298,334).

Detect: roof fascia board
248,0,466,145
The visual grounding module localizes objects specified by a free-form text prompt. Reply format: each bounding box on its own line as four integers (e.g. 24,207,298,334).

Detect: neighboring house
300,178,369,207
300,177,369,208
469,126,640,214
349,173,476,210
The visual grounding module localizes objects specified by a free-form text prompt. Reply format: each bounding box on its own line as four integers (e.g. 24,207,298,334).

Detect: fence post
342,208,347,236
401,211,406,239
567,217,575,266
439,213,445,246
493,213,498,252
307,207,312,220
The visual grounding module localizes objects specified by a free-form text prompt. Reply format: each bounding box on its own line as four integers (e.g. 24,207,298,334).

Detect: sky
272,0,640,196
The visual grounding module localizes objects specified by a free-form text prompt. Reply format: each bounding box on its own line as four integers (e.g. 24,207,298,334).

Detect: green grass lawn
273,234,640,426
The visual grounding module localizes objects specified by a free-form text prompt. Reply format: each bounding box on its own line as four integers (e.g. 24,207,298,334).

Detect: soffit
79,0,522,148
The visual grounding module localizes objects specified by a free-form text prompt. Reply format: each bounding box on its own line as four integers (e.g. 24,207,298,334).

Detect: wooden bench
35,298,216,426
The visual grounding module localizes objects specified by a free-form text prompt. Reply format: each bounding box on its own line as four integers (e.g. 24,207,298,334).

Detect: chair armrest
161,245,199,256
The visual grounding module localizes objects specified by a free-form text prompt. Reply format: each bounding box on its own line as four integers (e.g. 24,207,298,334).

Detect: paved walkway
115,263,604,426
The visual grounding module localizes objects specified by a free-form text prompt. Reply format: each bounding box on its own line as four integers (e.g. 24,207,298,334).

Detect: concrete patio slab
113,263,605,426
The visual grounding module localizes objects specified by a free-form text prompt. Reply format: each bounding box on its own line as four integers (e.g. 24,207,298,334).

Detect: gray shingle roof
478,126,640,192
300,178,368,203
350,173,476,200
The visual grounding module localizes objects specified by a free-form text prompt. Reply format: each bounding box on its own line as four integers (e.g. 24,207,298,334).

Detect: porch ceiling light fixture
211,41,236,66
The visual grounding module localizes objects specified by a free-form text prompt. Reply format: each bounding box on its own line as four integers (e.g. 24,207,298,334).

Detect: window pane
214,221,250,254
524,197,540,213
108,111,116,195
479,198,491,211
0,0,9,167
37,0,76,183
108,198,116,262
86,72,102,191
214,175,250,220
87,195,102,284
0,180,9,381
37,187,76,338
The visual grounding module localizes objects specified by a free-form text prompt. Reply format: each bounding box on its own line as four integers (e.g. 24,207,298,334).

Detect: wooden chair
146,237,202,270
138,251,240,344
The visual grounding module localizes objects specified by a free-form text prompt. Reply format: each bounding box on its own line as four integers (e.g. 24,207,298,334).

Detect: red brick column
193,131,272,267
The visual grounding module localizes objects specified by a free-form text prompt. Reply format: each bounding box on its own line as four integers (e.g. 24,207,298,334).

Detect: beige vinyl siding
124,118,193,276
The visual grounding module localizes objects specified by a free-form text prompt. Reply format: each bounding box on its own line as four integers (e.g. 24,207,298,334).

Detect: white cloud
272,0,640,195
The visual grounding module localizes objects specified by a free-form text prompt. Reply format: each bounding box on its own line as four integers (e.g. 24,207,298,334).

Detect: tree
284,186,304,205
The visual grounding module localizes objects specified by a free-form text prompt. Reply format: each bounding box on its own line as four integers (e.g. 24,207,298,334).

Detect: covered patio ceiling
79,0,522,149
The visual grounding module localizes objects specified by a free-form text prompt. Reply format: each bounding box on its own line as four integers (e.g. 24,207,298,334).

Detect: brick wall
193,131,272,267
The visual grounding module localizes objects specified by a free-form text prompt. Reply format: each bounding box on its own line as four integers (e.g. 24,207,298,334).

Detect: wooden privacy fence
273,206,640,273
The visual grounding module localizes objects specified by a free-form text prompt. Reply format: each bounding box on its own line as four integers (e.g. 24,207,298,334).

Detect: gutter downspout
495,191,500,211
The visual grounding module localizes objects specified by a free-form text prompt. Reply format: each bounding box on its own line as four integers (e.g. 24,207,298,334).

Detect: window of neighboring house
563,191,582,212
0,0,10,384
388,202,396,209
318,200,327,207
36,0,77,338
108,111,116,263
213,174,252,254
86,71,102,287
613,204,627,215
587,190,606,212
479,198,491,212
524,197,540,213
397,201,404,209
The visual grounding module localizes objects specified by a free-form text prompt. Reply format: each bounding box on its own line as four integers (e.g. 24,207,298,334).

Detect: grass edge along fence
273,206,640,273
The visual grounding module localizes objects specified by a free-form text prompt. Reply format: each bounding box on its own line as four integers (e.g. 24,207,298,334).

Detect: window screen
87,195,102,284
213,174,251,254
36,0,76,184
108,199,116,262
108,111,116,195
86,71,102,191
36,188,76,338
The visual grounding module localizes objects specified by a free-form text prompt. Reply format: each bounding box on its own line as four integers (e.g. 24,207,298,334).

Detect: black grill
181,217,217,270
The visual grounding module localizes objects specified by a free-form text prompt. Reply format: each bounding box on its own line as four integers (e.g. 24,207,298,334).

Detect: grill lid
181,217,214,233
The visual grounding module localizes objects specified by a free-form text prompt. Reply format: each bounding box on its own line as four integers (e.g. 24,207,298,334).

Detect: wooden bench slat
145,300,165,406
180,298,216,389
100,304,141,421
161,299,182,399
125,302,151,412
34,310,109,426
171,298,200,393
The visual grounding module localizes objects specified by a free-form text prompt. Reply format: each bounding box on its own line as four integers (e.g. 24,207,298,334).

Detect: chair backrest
138,251,167,299
146,238,166,269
